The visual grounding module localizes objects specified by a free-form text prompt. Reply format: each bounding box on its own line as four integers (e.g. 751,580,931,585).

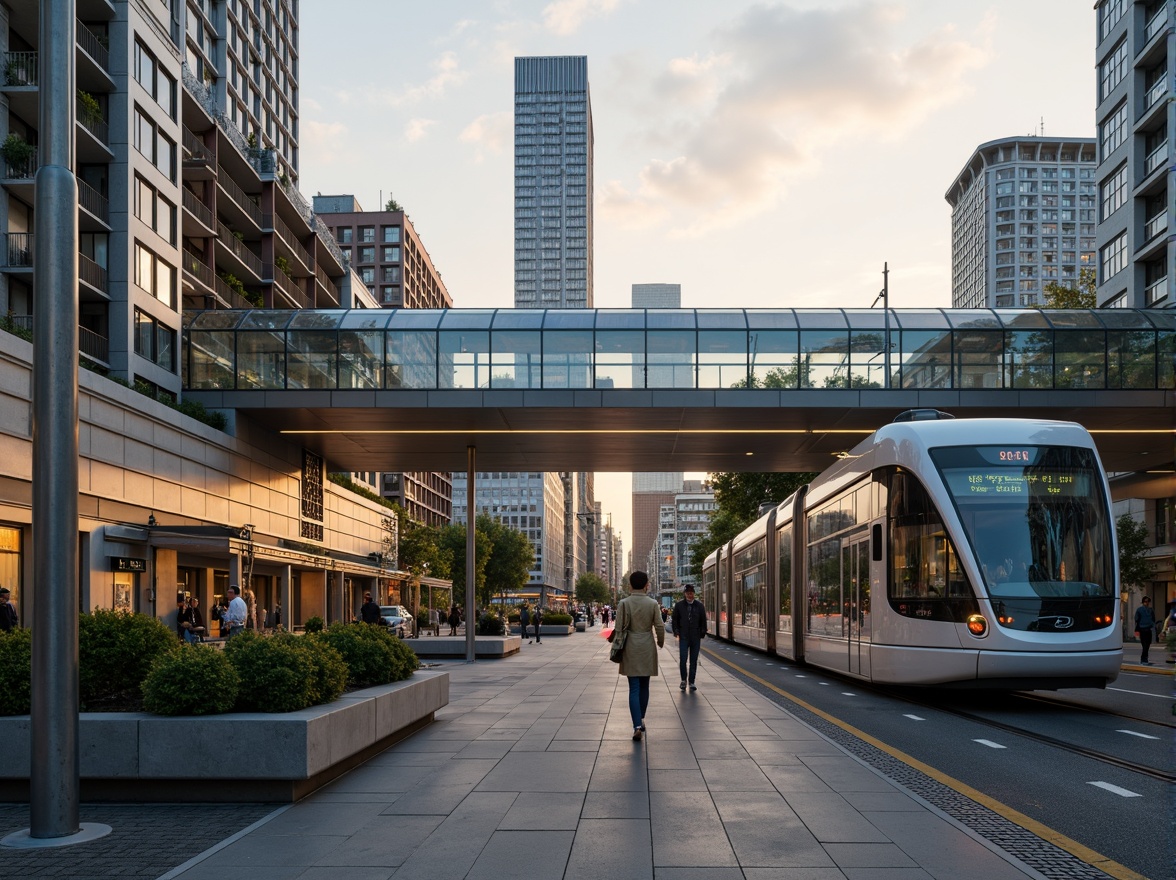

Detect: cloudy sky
298,0,1096,553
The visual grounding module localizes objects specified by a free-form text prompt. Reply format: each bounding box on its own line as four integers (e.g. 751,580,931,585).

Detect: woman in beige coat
616,570,665,741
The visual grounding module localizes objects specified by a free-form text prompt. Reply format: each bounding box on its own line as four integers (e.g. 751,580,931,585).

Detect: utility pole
872,262,890,389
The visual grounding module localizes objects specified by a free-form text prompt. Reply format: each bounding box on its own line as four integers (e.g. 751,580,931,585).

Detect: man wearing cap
222,585,247,638
359,592,381,625
671,585,707,692
0,587,17,632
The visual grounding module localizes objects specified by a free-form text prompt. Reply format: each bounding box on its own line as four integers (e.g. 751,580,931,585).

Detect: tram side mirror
872,524,882,562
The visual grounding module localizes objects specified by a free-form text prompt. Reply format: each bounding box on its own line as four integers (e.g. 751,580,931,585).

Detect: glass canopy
183,308,1176,392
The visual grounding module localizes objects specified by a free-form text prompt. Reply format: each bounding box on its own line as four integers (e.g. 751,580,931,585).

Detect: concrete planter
511,624,575,637
0,670,448,803
411,635,522,658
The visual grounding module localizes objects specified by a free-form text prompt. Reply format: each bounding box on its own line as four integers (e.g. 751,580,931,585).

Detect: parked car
378,605,411,638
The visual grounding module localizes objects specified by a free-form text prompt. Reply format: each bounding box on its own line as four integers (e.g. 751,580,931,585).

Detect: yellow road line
704,646,1150,880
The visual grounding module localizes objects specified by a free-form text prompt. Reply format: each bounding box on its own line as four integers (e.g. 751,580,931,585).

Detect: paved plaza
0,629,1109,880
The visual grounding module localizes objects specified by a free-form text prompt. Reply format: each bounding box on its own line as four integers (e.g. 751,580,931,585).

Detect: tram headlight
966,614,988,637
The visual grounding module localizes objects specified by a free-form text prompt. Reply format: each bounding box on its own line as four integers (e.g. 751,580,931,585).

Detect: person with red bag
614,571,665,741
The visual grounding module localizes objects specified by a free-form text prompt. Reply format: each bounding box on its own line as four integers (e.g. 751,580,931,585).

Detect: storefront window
0,526,21,614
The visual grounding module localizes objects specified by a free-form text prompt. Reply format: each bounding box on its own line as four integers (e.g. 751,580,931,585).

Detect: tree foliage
1117,513,1153,592
1042,266,1096,309
385,196,402,212
478,513,535,609
575,572,611,605
438,521,491,608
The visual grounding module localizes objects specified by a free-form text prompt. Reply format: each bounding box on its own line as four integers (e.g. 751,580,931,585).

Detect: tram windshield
931,446,1114,600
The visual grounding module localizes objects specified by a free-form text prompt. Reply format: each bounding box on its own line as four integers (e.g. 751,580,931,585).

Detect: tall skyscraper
945,137,1097,309
513,56,593,308
1093,0,1172,309
631,283,681,308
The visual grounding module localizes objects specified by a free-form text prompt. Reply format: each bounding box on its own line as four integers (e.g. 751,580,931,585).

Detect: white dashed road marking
904,714,925,721
974,739,1007,749
841,692,855,697
1116,729,1160,740
1087,781,1141,798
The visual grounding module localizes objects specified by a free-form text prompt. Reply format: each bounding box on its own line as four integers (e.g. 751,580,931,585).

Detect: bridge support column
466,445,476,663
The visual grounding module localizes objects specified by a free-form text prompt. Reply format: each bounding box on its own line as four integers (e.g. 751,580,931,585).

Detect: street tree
1117,513,1153,594
575,572,610,605
386,503,446,635
437,521,491,609
478,513,534,611
1042,266,1096,309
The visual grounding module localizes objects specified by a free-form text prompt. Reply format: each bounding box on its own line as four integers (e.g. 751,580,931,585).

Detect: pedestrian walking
447,604,461,636
520,604,531,643
359,592,381,625
0,586,18,632
614,571,665,742
222,585,248,638
1134,596,1157,664
533,605,543,643
671,584,708,692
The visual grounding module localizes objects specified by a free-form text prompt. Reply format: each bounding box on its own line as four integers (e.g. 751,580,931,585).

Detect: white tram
701,412,1122,688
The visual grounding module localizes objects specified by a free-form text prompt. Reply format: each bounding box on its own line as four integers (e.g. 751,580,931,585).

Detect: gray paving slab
741,870,849,880
566,818,652,880
311,814,442,867
785,792,892,843
649,790,738,868
390,791,518,880
821,843,920,868
582,789,650,818
499,791,586,830
465,829,575,880
863,811,1033,880
711,790,835,868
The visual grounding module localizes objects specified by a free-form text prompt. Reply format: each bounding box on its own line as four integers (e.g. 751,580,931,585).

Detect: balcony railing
181,62,219,119
3,315,109,363
4,233,32,267
266,212,313,270
315,264,341,306
78,179,109,223
214,274,255,310
1145,277,1168,306
2,51,37,86
182,252,216,291
182,187,214,228
78,253,107,293
1144,209,1168,242
313,214,347,267
1145,139,1168,176
1145,75,1168,112
76,21,110,73
1145,3,1169,43
182,125,214,164
266,262,309,308
215,220,264,277
77,110,109,146
3,154,36,180
215,167,263,226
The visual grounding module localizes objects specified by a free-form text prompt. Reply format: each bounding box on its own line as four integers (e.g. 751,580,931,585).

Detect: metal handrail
75,20,110,72
182,126,214,163
79,325,109,362
215,167,263,226
181,62,219,119
182,251,216,290
1145,76,1168,111
1144,3,1169,43
3,155,36,180
182,188,214,228
214,274,255,310
1145,140,1168,176
4,233,33,267
315,264,341,305
78,252,107,292
2,51,37,86
215,220,264,277
77,110,108,145
269,213,313,270
77,179,109,223
266,262,309,308
1144,210,1168,242
313,214,347,267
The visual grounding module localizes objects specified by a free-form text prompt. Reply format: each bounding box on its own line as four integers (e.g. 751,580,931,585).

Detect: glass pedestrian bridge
183,308,1176,392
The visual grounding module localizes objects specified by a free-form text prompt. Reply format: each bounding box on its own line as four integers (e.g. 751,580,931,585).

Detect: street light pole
872,262,890,389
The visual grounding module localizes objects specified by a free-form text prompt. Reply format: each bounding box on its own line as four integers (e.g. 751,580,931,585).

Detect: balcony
181,125,216,179
213,273,255,310
181,62,218,122
1145,276,1168,306
1,153,36,202
313,214,347,269
1145,139,1168,177
1144,3,1169,44
1144,74,1168,113
181,187,215,233
215,166,263,228
3,315,110,364
1144,209,1168,243
78,252,108,296
75,20,111,76
215,220,264,279
265,262,309,309
3,233,33,269
182,251,216,294
314,264,341,307
77,178,109,226
2,51,37,86
265,212,313,271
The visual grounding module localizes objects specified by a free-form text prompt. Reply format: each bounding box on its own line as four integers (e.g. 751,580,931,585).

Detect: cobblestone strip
737,676,1116,880
0,803,274,879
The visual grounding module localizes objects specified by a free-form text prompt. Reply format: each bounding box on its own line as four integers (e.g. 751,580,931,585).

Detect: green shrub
319,622,414,688
285,633,347,705
477,612,505,636
415,608,430,630
304,616,325,634
386,633,421,679
506,611,521,623
0,628,31,716
141,645,238,715
79,610,178,708
225,634,315,713
543,612,572,626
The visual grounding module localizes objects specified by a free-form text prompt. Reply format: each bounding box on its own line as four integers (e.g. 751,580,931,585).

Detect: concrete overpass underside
189,387,1176,475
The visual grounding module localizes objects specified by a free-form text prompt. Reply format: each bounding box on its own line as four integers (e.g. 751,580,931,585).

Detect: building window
134,308,175,371
360,267,374,284
1099,38,1128,100
360,226,375,243
337,227,353,243
134,242,176,308
1100,163,1127,220
134,41,176,119
133,106,176,181
1100,232,1127,283
1099,101,1127,159
359,246,374,263
1099,0,1127,40
382,266,400,283
382,225,400,243
135,176,176,245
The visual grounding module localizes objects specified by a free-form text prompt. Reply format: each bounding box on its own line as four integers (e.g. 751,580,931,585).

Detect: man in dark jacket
359,592,381,625
672,585,707,691
0,586,18,631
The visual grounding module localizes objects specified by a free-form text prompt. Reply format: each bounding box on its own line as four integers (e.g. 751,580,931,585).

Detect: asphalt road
704,641,1173,880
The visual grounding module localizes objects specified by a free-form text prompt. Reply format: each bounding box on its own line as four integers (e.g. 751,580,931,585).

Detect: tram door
842,536,870,676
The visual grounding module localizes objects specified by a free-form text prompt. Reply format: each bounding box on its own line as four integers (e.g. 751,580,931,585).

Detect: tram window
887,469,969,605
777,525,792,633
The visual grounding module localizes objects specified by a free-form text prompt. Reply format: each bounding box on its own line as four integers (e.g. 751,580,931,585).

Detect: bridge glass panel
1040,310,1103,329
892,310,950,329
898,329,951,389
1004,329,1053,389
944,309,1000,329
848,329,887,389
439,331,490,389
339,329,383,389
595,329,644,389
697,310,747,329
645,309,695,329
186,310,243,389
1107,330,1157,388
953,330,1003,389
1053,330,1106,389
237,329,286,389
799,330,849,389
490,330,541,389
540,330,592,388
289,311,344,330
288,330,339,389
749,329,799,388
386,331,437,389
491,309,545,329
698,330,748,388
647,330,694,388
745,310,798,329
387,309,443,329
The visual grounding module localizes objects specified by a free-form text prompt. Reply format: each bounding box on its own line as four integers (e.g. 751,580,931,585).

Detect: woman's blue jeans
627,676,650,728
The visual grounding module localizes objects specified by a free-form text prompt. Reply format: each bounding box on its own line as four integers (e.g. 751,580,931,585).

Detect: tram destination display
941,468,1090,498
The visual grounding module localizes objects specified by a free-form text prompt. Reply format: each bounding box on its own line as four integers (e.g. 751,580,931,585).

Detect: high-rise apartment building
1093,0,1172,309
0,0,357,402
631,283,680,308
946,137,1097,308
314,195,454,528
513,56,593,309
